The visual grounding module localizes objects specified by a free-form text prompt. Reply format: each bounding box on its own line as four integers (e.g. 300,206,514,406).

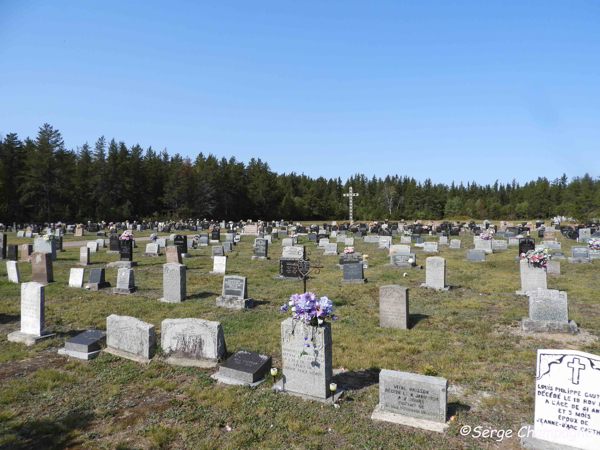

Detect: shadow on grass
0,314,20,325
187,292,218,300
448,402,471,418
1,411,95,450
334,367,380,392
409,314,429,329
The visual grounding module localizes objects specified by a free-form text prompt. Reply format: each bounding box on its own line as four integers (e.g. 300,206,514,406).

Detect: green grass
0,225,598,449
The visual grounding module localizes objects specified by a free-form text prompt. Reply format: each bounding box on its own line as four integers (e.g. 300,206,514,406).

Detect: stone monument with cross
343,187,359,223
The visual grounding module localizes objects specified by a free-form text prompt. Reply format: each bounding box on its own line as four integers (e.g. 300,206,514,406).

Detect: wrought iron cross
290,255,323,293
343,187,360,223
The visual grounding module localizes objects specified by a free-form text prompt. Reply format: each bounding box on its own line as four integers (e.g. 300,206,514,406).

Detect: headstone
166,245,183,264
159,263,186,303
521,349,600,450
6,260,20,283
543,230,557,241
211,255,227,274
199,235,208,246
79,246,90,265
282,246,304,260
508,237,519,246
279,259,300,278
491,240,507,250
423,257,447,290
519,237,536,255
546,260,561,276
31,252,53,285
113,268,137,294
19,244,33,261
211,245,224,258
379,286,409,329
323,243,338,255
86,241,99,253
105,314,156,362
449,239,461,249
7,244,18,261
278,318,333,399
8,282,55,345
474,239,492,254
372,369,448,431
174,235,189,256
517,259,547,295
69,268,85,288
423,242,439,253
467,249,485,261
216,275,252,309
364,236,380,244
578,228,592,243
569,246,590,263
58,330,106,360
144,243,160,257
439,236,448,245
521,289,576,334
222,241,233,253
339,252,363,265
252,238,269,260
119,239,133,262
214,350,272,385
34,237,56,260
400,236,412,244
388,253,416,268
96,238,105,249
342,262,365,283
161,318,226,367
85,268,110,290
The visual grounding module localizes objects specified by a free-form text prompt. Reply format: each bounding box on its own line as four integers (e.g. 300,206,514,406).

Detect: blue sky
1,1,599,185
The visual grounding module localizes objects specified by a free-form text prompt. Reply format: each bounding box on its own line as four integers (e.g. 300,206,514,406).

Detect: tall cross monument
343,187,359,223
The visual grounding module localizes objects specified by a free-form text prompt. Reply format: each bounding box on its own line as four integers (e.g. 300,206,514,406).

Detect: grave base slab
164,355,218,368
106,250,119,254
211,372,266,387
84,282,111,291
420,283,451,291
520,423,582,450
341,279,367,284
7,331,55,346
105,261,137,268
370,404,448,433
103,346,152,364
143,253,161,257
272,379,344,404
520,318,578,335
112,287,137,295
58,348,101,360
384,264,417,269
567,257,591,264
251,256,269,260
216,296,253,309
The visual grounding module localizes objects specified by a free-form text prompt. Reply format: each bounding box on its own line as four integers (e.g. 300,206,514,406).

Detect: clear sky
1,1,599,186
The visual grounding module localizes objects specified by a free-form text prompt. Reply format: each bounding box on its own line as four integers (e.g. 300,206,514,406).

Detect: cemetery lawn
1,228,599,449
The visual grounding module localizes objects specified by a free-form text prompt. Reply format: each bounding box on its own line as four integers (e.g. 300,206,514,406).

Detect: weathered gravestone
79,246,90,266
578,228,592,243
7,282,55,345
222,241,232,253
569,246,591,263
108,234,120,253
58,329,106,360
7,244,18,261
144,243,160,257
379,285,409,329
387,253,416,268
211,245,224,258
543,230,557,241
159,263,186,303
34,237,56,261
338,252,363,266
546,260,561,276
252,238,269,260
216,275,252,309
371,369,448,433
113,268,137,294
276,318,335,401
282,246,305,260
213,350,272,386
19,244,33,261
166,245,183,264
0,233,6,260
6,261,20,283
521,289,577,334
517,259,547,295
174,235,189,256
401,236,412,244
323,243,338,256
491,240,507,251
85,268,110,290
467,249,486,262
390,245,411,255
69,268,85,288
161,318,226,367
540,241,561,250
508,237,519,246
520,349,600,450
31,252,53,285
422,257,448,290
439,236,448,245
210,255,227,274
342,262,366,283
449,239,461,249
105,314,156,363
96,238,105,249
423,242,439,253
474,239,492,254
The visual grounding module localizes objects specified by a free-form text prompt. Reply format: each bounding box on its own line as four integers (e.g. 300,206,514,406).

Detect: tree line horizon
0,124,598,223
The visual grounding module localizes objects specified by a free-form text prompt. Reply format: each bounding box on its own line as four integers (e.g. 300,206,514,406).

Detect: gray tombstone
6,261,20,283
569,246,590,263
474,239,492,254
166,246,182,264
87,241,99,253
31,252,53,285
159,263,186,303
423,242,439,253
422,257,447,290
546,260,560,276
517,259,547,295
19,244,33,261
105,314,156,361
521,289,577,334
449,239,461,249
379,285,409,329
387,253,416,268
85,268,110,290
323,243,338,255
578,228,591,243
113,268,137,294
252,238,269,260
68,268,85,288
79,246,90,266
216,275,252,309
161,318,226,367
144,243,160,257
491,240,507,251
7,282,55,345
342,262,365,283
211,245,224,258
467,249,485,261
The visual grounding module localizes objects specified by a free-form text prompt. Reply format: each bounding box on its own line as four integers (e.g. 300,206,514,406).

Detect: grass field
0,225,598,449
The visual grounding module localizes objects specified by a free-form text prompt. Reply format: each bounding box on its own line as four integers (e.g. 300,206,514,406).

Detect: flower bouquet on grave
479,232,493,240
150,233,157,242
42,233,56,241
76,224,84,229
403,230,412,236
588,239,600,251
119,231,134,241
520,248,549,268
344,247,355,254
280,292,338,355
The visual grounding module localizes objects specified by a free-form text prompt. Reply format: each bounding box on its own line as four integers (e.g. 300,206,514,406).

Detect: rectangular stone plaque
343,262,364,280
222,276,247,299
219,350,272,383
379,285,409,329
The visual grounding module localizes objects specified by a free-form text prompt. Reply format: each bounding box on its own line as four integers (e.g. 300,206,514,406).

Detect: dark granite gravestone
58,329,106,360
343,262,365,283
216,350,272,384
119,240,133,261
174,235,188,255
7,244,18,261
416,238,424,244
279,259,300,278
519,237,536,255
339,253,363,265
211,228,220,241
88,223,98,233
253,238,268,259
85,268,110,290
0,233,6,259
308,233,317,242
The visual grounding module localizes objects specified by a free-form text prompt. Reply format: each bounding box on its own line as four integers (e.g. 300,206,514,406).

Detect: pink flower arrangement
344,247,355,253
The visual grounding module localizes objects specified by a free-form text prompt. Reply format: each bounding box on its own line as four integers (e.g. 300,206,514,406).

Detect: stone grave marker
87,241,98,253
379,285,409,329
211,245,224,258
19,244,33,261
113,268,137,294
521,289,577,334
546,260,561,275
174,234,189,256
364,236,380,244
371,369,448,432
222,241,233,253
6,261,20,283
282,246,304,260
252,238,268,260
31,252,53,285
161,318,226,367
569,246,591,263
69,268,85,288
543,230,557,241
400,236,412,244
34,237,56,261
85,268,110,290
7,244,18,261
58,329,106,360
342,262,366,283
423,242,439,253
216,275,252,309
345,237,355,246
439,236,448,245
540,241,561,250
159,263,186,303
96,238,105,249
517,259,547,295
144,243,160,256
422,257,448,290
467,249,485,261
166,245,182,264
7,282,55,345
323,243,338,256
210,255,227,274
213,350,272,386
105,314,156,362
508,237,519,246
449,239,461,249
491,240,507,251
387,253,416,268
79,246,90,266
520,349,600,450
282,238,293,247
578,228,592,243
519,237,536,255
390,245,411,255
474,239,492,254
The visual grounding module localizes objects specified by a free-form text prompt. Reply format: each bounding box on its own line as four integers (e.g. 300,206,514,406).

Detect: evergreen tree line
1,124,598,223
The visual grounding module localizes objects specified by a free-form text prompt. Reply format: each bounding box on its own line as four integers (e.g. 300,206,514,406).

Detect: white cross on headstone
567,357,585,385
343,187,360,223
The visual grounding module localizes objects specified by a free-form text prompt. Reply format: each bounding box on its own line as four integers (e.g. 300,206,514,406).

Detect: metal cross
343,187,360,223
289,255,323,293
567,357,586,385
